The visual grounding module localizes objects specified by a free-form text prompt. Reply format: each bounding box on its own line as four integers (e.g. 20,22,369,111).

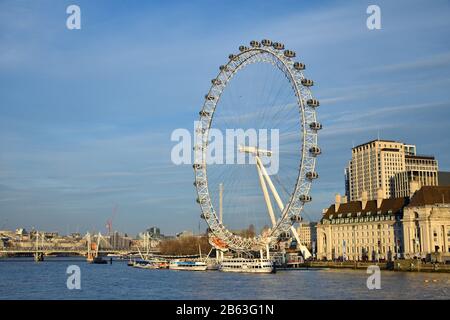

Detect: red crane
106,205,118,235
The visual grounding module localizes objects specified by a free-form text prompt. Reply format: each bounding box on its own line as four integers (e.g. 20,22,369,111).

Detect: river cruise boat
169,259,208,271
220,258,275,274
132,261,159,269
129,259,167,269
206,258,220,271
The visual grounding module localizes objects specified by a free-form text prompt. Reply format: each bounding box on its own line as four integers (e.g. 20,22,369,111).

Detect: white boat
169,259,208,271
133,260,159,269
220,258,275,274
206,258,220,271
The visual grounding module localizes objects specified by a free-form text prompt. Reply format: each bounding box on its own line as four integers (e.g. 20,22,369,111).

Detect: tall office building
346,140,438,201
346,140,409,201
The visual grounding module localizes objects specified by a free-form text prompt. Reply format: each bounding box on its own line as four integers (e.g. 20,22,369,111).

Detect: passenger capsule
306,171,319,180
195,127,206,134
309,146,322,156
199,110,210,117
309,122,322,131
250,40,261,48
193,163,203,170
279,232,290,240
284,50,296,58
293,62,305,70
228,54,237,61
193,180,205,187
261,39,272,46
291,214,302,223
219,65,229,71
239,45,248,52
301,79,314,87
306,99,320,107
196,198,206,204
211,79,222,85
299,195,312,202
272,42,285,50
200,213,210,220
205,94,215,101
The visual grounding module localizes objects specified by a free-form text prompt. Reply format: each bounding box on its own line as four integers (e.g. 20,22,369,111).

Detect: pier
278,260,450,273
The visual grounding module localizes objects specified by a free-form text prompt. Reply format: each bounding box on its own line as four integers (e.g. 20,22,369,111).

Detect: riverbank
286,260,450,273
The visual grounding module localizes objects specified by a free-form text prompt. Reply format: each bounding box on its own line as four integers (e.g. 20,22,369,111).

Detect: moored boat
169,259,208,271
90,256,108,264
220,258,275,274
206,259,220,271
133,261,159,269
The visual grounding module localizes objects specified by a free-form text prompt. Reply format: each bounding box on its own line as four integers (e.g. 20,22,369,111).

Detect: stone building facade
402,186,450,258
316,186,450,262
296,222,317,251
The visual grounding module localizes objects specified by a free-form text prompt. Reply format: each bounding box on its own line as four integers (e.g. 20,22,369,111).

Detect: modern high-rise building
346,139,439,201
393,155,439,198
346,140,408,201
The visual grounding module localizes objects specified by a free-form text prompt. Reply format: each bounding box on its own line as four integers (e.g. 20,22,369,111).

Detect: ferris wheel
193,39,321,256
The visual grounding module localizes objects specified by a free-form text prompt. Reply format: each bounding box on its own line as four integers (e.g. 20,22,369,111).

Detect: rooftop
408,186,450,207
352,139,399,150
321,185,450,221
322,197,407,220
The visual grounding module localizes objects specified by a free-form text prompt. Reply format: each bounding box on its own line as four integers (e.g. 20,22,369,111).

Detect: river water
0,257,448,300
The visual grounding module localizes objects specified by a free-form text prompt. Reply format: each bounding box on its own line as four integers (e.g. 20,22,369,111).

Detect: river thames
0,257,448,300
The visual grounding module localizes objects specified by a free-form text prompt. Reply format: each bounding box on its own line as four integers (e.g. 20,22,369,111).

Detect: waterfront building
317,186,450,262
137,226,165,240
69,232,82,240
296,222,317,250
317,190,404,261
107,231,132,250
346,140,439,201
15,228,28,240
402,186,450,259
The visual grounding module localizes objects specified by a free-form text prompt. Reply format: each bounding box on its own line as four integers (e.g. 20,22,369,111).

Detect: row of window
329,215,396,224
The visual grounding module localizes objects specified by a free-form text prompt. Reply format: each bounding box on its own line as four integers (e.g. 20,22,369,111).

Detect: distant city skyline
1,0,450,235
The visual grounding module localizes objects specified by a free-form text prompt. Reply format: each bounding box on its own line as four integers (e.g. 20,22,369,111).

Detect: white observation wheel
193,40,321,254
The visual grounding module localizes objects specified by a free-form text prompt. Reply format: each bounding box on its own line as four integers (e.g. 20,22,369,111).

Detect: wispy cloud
368,52,450,73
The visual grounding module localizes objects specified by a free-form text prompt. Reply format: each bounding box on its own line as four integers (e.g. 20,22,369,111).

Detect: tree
159,236,211,255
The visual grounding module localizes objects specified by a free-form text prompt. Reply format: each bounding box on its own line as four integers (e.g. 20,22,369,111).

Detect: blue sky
1,0,449,235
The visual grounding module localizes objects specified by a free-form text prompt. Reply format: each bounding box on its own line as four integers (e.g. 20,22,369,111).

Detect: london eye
193,40,321,258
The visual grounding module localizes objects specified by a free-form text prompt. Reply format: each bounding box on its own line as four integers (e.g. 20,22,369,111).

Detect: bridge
0,247,159,257
0,231,161,261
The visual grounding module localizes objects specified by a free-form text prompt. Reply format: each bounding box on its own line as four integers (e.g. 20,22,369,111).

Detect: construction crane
106,205,118,236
